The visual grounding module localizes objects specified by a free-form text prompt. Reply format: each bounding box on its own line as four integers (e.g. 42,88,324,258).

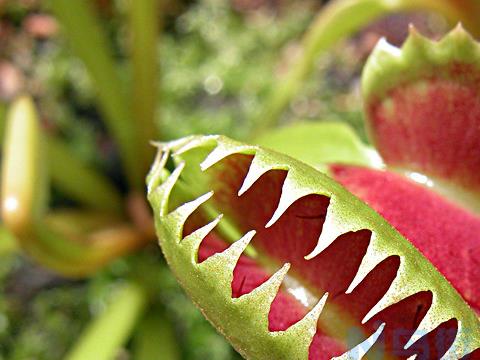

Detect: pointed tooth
222,230,256,267
265,172,313,228
404,24,428,48
149,140,163,148
407,23,421,39
332,323,385,360
404,300,451,349
166,191,214,239
281,292,328,337
270,292,329,359
406,356,417,360
346,234,388,294
147,147,169,193
200,230,256,278
235,263,291,327
362,261,420,324
181,214,223,262
237,154,275,196
197,230,255,303
305,196,362,260
250,262,291,301
166,135,198,150
440,323,474,360
173,135,217,156
446,22,471,44
200,141,255,171
301,291,329,333
152,161,185,216
402,27,430,60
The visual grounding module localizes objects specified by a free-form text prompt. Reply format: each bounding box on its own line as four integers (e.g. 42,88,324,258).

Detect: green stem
254,0,480,134
65,282,148,360
129,0,161,178
47,0,142,189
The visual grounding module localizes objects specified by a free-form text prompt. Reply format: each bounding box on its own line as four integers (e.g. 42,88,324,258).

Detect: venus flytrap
148,27,480,359
148,135,480,359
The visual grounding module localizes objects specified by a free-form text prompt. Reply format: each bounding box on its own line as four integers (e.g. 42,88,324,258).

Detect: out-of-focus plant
1,0,164,357
2,0,161,277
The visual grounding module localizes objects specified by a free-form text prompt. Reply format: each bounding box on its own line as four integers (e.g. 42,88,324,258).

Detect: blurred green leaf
255,121,381,171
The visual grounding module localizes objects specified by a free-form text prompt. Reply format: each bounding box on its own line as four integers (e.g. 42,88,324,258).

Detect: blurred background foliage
0,0,454,358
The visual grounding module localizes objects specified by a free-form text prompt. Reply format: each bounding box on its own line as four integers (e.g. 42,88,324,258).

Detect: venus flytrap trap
148,27,480,359
256,0,480,132
362,25,480,214
147,137,480,359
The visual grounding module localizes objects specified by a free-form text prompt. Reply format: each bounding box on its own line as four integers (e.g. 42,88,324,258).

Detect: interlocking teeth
150,136,480,359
